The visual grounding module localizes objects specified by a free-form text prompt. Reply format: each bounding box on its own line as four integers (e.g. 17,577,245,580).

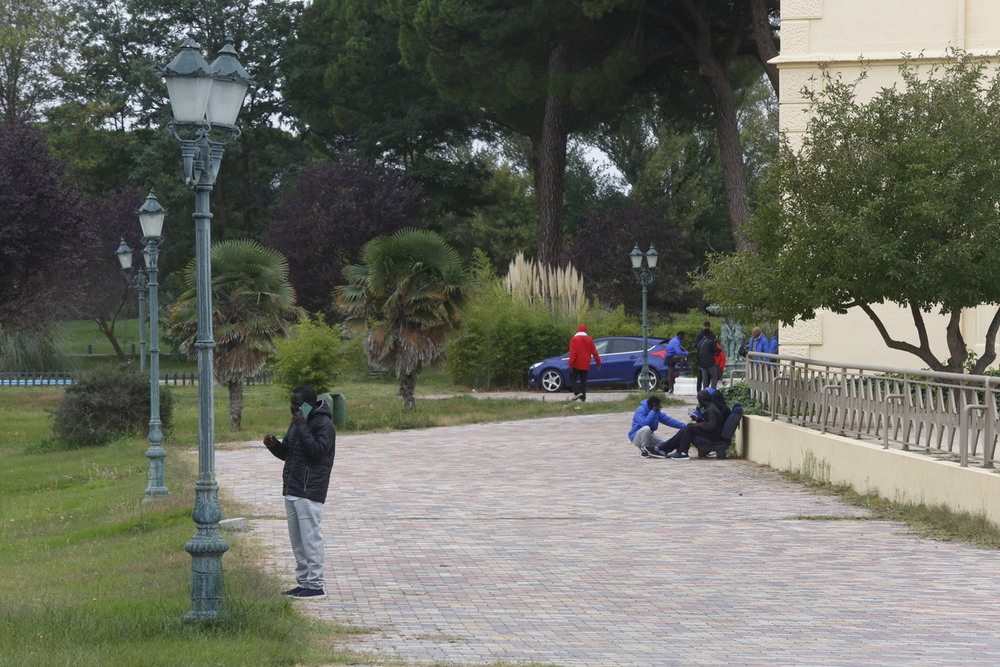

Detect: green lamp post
137,189,168,502
630,244,659,391
115,239,148,373
160,35,253,623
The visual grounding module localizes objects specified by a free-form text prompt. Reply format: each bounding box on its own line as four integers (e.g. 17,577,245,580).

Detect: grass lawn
0,369,650,666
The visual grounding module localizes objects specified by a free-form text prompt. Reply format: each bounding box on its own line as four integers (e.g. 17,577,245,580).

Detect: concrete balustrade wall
738,415,1000,527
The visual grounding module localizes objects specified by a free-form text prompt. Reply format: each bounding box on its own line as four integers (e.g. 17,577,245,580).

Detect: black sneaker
282,586,303,596
290,588,326,599
643,446,667,459
668,452,690,460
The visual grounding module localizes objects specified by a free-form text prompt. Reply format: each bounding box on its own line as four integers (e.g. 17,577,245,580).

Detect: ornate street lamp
115,239,148,373
161,35,253,623
137,189,168,502
630,244,659,391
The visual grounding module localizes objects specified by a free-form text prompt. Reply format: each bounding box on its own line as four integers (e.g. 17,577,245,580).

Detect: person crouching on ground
628,395,686,458
263,385,336,599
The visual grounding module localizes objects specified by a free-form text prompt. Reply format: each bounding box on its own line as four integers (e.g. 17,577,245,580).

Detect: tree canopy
262,157,426,317
391,0,649,265
0,122,89,329
699,53,1000,374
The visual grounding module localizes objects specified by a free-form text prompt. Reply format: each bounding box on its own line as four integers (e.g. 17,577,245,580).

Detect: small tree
700,52,1000,374
272,316,343,394
336,229,471,409
167,240,302,429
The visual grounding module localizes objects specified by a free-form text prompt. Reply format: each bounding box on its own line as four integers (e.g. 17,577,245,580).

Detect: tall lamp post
160,36,252,623
630,244,658,391
115,240,148,373
137,190,168,502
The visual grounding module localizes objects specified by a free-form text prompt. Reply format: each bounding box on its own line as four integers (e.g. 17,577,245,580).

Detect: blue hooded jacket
628,398,686,440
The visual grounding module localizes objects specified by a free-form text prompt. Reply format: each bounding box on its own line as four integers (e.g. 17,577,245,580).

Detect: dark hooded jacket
265,399,336,503
689,389,723,437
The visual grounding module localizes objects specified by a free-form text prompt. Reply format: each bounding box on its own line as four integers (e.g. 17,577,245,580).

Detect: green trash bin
318,392,346,429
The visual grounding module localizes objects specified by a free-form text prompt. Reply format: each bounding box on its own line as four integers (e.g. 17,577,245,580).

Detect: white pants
285,496,326,590
631,425,666,452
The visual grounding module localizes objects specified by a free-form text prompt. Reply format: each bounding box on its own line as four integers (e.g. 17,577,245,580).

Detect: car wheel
540,368,565,392
635,368,660,391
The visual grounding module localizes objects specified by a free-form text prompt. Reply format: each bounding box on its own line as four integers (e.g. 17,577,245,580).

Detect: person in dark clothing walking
263,385,336,599
694,321,712,392
698,330,721,390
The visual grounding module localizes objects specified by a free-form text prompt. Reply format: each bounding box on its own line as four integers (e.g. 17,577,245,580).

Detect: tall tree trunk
944,309,969,374
750,0,779,95
971,307,1000,375
96,319,127,361
227,378,244,430
398,371,417,410
674,0,753,250
530,42,570,267
703,62,752,251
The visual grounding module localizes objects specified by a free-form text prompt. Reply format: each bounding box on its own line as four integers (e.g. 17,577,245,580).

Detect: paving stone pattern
217,407,1000,666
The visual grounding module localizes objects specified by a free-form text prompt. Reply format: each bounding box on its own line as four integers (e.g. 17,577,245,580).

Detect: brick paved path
217,407,1000,666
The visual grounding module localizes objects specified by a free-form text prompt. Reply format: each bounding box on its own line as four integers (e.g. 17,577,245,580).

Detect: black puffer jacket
265,399,336,503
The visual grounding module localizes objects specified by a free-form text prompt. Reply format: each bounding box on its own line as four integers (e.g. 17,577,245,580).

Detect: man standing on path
568,325,601,401
263,385,336,600
694,321,712,392
698,330,722,390
664,331,688,394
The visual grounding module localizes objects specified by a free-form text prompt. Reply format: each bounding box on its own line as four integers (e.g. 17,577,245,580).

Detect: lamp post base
143,445,169,502
184,528,230,623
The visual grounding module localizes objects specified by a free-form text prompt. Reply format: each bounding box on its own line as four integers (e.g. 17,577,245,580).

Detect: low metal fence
0,370,275,387
745,353,1000,468
0,371,84,386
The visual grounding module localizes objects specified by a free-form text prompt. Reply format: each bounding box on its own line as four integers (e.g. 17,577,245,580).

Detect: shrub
721,382,766,416
650,310,725,344
52,364,173,448
0,324,72,371
271,317,343,394
449,298,567,388
449,257,573,388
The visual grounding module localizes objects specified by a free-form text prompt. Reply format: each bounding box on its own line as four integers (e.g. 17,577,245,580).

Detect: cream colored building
772,0,1000,369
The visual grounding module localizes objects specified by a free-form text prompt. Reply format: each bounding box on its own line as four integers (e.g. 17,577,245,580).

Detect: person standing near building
263,385,336,599
664,331,688,394
568,325,601,401
745,327,769,357
698,330,721,390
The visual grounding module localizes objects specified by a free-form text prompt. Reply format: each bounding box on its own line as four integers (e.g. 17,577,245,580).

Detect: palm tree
167,239,303,429
336,229,471,409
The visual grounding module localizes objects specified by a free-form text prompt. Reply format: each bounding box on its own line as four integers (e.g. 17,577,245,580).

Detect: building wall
773,0,1000,370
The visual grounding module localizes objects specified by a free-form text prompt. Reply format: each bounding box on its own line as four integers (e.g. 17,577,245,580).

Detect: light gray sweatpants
285,496,326,590
630,425,667,452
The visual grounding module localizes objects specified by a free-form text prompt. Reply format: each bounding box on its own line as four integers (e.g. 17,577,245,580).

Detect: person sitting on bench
663,389,725,460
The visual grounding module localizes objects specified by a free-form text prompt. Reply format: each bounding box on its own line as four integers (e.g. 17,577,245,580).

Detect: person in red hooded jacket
568,325,601,401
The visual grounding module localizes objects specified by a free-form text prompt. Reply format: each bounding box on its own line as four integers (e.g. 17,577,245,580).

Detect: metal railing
0,369,274,387
745,353,1000,468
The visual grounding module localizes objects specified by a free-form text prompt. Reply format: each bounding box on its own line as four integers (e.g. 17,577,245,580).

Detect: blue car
527,336,673,392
